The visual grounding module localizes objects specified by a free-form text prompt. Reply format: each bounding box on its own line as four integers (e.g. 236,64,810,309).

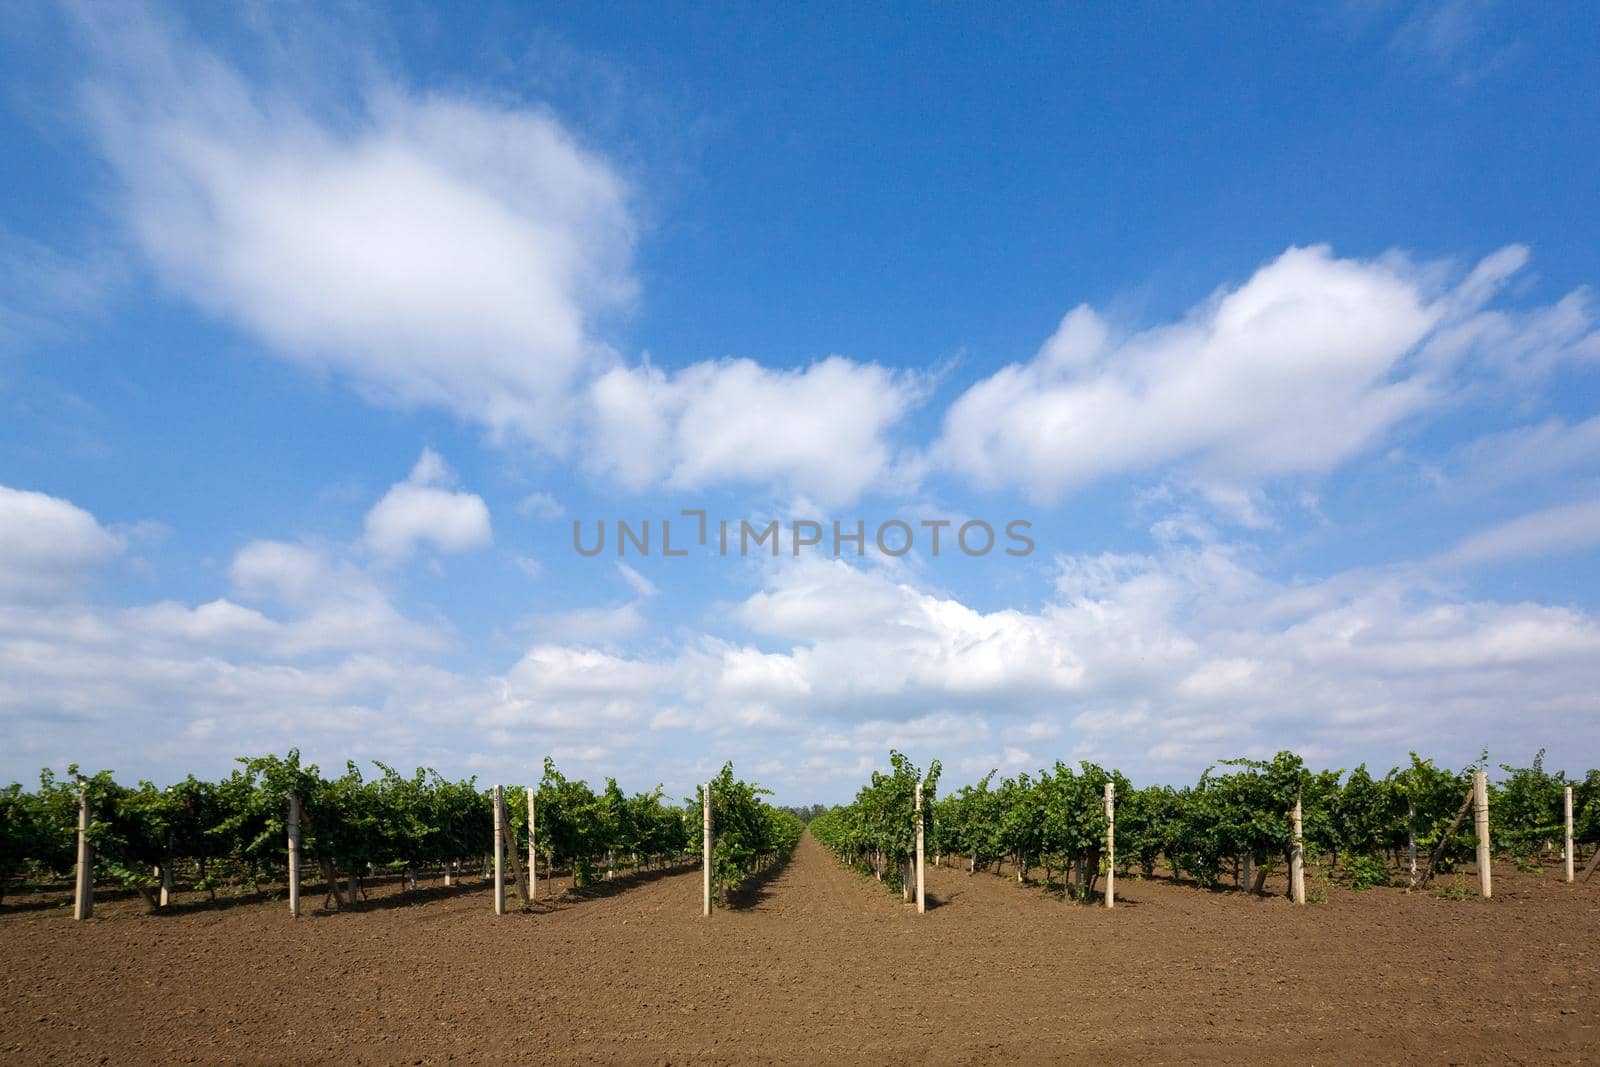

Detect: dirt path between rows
2,833,1597,1063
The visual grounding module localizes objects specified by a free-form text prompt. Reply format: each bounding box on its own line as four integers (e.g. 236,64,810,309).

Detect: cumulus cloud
516,491,564,519
79,8,634,449
936,244,1599,501
585,356,919,504
0,485,123,601
120,598,277,645
480,546,1600,788
64,10,919,505
0,486,478,783
362,449,492,564
6,509,1599,797
230,539,443,655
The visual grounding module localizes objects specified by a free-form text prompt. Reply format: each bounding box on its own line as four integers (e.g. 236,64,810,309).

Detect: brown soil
2,834,1596,1065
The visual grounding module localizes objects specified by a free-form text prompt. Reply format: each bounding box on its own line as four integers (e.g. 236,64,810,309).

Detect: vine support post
915,781,926,915
492,784,506,916
73,779,93,921
287,790,302,919
702,782,712,917
159,825,175,908
1104,781,1116,910
528,788,538,902
1406,801,1418,888
1473,770,1491,899
1290,794,1306,906
1564,785,1575,884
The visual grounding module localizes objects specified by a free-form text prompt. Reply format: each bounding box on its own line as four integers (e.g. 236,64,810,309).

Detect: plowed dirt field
2,833,1596,1064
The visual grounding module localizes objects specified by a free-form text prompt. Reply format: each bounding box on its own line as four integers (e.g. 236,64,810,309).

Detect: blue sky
1,2,1597,802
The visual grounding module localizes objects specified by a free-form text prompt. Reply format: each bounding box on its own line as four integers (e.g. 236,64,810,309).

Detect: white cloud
0,488,480,782
406,448,452,488
0,229,122,348
616,562,657,598
524,602,646,645
1451,415,1600,492
1388,0,1519,86
479,544,1600,787
1440,499,1600,566
5,514,1599,798
0,485,123,601
362,449,492,564
121,598,277,644
81,10,634,449
502,644,666,701
585,356,919,504
935,244,1598,501
229,539,443,655
70,12,926,505
516,491,564,519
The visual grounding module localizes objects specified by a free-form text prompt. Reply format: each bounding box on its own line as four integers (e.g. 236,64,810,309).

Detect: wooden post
1105,785,1120,907
287,790,302,918
1406,801,1418,888
1472,770,1491,899
915,781,926,914
158,819,175,908
503,792,528,904
73,781,93,921
493,784,506,916
1564,785,1575,884
702,783,712,917
1418,784,1476,887
528,788,538,902
1290,795,1306,906
319,858,346,909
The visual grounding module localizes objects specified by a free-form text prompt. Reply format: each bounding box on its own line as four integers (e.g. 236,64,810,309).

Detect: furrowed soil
2,834,1596,1065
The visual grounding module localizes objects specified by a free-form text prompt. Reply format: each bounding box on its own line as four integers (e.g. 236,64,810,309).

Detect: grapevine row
0,752,796,913
815,749,1600,899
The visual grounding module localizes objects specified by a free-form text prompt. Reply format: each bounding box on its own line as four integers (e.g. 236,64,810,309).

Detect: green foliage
928,770,1001,871
518,759,693,887
1330,765,1398,860
1144,751,1321,889
1493,750,1567,862
827,747,1593,902
4,746,1593,912
1576,769,1600,846
813,751,940,892
702,762,803,903
0,752,697,906
779,803,830,825
1389,753,1474,871
1340,854,1391,890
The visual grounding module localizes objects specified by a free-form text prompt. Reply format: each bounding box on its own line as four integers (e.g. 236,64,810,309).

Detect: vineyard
1,746,1595,918
814,749,1600,903
2,747,1598,1064
0,752,801,917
